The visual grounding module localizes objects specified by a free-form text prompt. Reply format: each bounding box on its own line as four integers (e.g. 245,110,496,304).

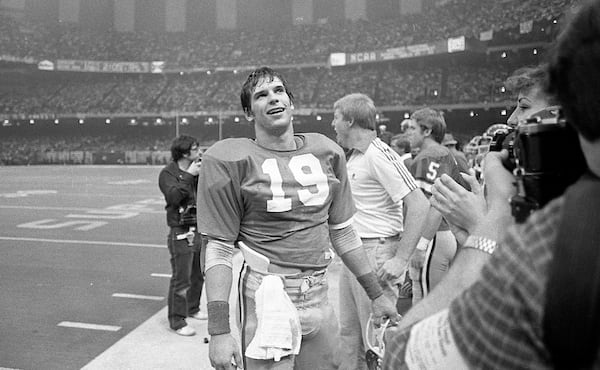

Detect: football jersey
410,144,466,231
197,133,356,269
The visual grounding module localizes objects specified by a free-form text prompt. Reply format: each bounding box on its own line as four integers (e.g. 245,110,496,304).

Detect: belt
245,264,327,293
361,234,400,242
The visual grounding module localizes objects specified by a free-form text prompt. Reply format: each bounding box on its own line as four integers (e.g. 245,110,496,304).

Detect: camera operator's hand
467,150,517,241
186,160,202,176
481,150,517,210
431,171,486,234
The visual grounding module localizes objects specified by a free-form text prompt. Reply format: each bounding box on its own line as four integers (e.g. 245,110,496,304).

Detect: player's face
246,77,293,134
507,86,549,126
331,108,351,147
404,119,426,149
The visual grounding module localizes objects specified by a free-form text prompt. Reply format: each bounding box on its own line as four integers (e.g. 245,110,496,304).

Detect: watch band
463,235,497,255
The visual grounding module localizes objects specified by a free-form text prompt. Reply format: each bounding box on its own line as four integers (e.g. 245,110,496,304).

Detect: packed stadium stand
0,0,580,165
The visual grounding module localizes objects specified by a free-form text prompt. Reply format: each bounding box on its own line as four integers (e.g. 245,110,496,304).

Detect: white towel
245,275,302,361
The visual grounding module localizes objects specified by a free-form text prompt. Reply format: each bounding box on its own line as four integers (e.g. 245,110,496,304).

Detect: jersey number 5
426,161,440,181
262,154,330,212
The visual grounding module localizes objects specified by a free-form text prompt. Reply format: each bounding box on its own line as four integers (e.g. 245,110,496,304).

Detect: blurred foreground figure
383,1,600,368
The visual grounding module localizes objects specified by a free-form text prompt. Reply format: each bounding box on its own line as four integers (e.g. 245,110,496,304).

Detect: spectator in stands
158,135,206,337
383,1,600,367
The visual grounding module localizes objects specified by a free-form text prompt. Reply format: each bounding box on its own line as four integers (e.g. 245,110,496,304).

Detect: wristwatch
463,235,497,255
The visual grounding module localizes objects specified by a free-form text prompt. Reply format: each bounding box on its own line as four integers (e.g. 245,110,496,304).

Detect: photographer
382,0,600,368
158,135,206,336
394,65,556,330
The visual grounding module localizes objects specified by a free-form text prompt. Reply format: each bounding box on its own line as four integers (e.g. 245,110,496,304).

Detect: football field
0,165,342,370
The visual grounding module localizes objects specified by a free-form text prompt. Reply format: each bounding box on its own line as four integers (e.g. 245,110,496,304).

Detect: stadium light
501,109,507,116
105,118,111,124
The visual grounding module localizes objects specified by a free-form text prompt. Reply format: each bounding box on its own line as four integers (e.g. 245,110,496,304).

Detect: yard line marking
57,321,121,332
0,205,163,214
151,273,172,278
112,293,164,301
0,236,165,249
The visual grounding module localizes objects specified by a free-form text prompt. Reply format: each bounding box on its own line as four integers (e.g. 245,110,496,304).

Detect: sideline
0,236,165,249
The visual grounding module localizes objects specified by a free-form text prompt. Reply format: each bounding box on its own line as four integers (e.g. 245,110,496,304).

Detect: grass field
0,165,342,370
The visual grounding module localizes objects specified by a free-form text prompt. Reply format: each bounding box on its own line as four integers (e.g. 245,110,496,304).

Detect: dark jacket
158,161,198,228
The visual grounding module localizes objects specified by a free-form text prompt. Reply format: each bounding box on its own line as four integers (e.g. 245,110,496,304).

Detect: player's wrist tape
207,301,230,335
416,237,430,251
357,272,384,300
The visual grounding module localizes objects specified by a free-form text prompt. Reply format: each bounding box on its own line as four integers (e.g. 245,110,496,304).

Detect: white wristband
416,237,430,251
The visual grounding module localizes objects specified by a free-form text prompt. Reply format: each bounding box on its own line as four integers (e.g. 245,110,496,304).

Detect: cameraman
395,65,556,330
158,135,206,336
383,0,600,368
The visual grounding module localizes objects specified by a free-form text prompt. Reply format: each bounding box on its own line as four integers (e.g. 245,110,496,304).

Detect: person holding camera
158,135,206,336
382,0,600,367
394,64,557,331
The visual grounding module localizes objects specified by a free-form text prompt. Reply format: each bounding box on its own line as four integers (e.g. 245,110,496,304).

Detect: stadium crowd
0,134,172,165
0,61,523,116
0,0,575,67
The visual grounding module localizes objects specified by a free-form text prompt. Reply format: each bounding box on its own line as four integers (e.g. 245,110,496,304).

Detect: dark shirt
158,161,198,228
383,195,600,369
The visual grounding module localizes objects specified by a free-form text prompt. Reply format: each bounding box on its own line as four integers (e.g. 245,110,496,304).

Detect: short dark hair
547,0,600,141
170,135,199,162
240,67,294,115
505,65,547,94
411,107,446,144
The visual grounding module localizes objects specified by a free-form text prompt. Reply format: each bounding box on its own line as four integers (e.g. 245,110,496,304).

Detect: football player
403,108,467,303
196,67,398,370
